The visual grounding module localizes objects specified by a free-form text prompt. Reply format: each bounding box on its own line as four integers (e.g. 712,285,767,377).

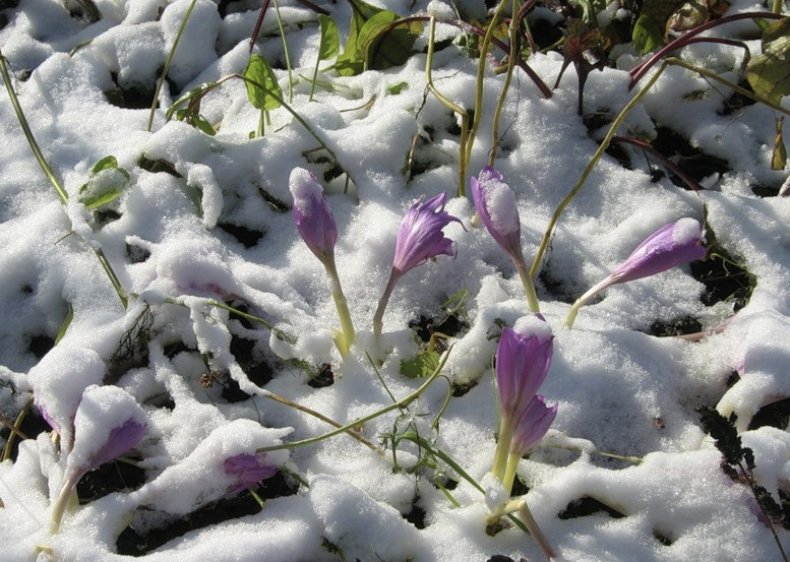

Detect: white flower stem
515,255,540,314
50,472,81,534
324,257,355,358
564,276,615,328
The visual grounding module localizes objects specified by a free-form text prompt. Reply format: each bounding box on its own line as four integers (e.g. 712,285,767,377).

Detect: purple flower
491,315,556,491
565,218,706,327
471,166,522,261
495,316,554,426
52,386,147,533
373,193,460,344
87,418,146,470
224,453,279,493
609,218,706,285
510,395,558,455
290,167,338,264
392,193,461,276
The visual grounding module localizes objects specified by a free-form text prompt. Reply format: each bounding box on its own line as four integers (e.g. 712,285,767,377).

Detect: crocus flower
373,193,460,345
495,319,553,428
224,452,279,494
470,167,540,313
471,166,522,261
289,167,355,356
290,167,338,265
491,315,556,491
565,217,707,327
51,386,146,533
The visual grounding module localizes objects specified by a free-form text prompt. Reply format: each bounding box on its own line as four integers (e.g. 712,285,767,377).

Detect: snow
0,0,789,560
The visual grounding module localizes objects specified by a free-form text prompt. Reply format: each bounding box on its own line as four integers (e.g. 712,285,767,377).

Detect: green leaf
387,81,408,95
90,155,119,174
747,18,790,106
79,156,131,209
361,12,421,71
244,54,282,111
318,14,340,61
400,348,441,378
335,0,387,76
632,14,663,54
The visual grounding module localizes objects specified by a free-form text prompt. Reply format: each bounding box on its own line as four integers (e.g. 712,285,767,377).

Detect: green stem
515,254,540,314
95,248,128,308
257,347,451,453
502,450,520,495
425,16,468,198
262,390,379,452
489,0,520,166
372,270,399,347
272,0,293,102
202,299,295,343
148,0,199,131
1,397,32,462
0,53,68,202
324,256,356,358
467,0,510,171
491,416,513,481
528,60,668,280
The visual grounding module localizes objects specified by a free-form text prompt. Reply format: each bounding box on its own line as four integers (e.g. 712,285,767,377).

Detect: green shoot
310,14,340,101
271,0,294,102
148,0,198,131
244,54,283,137
425,16,469,198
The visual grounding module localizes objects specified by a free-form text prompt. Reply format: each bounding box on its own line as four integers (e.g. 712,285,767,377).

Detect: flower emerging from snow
491,315,556,494
471,166,521,261
289,167,355,357
373,193,460,346
470,167,540,313
391,193,460,275
290,167,338,265
224,452,279,494
51,386,146,533
565,217,707,327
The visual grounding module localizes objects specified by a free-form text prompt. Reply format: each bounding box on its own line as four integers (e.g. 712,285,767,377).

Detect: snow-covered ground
1,0,789,560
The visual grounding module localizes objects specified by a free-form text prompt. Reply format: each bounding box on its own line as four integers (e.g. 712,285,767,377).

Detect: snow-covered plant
373,193,461,346
223,452,279,494
50,386,146,533
565,217,707,327
491,315,557,493
290,167,356,357
471,166,540,313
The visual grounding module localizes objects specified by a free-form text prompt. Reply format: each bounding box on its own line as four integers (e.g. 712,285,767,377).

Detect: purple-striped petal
392,193,461,274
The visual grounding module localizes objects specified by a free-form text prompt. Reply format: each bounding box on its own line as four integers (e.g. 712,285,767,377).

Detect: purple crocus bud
224,452,279,494
608,218,706,284
471,166,522,261
495,315,554,426
290,167,338,264
565,218,707,327
391,192,461,276
66,386,147,477
52,385,146,532
510,394,558,456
